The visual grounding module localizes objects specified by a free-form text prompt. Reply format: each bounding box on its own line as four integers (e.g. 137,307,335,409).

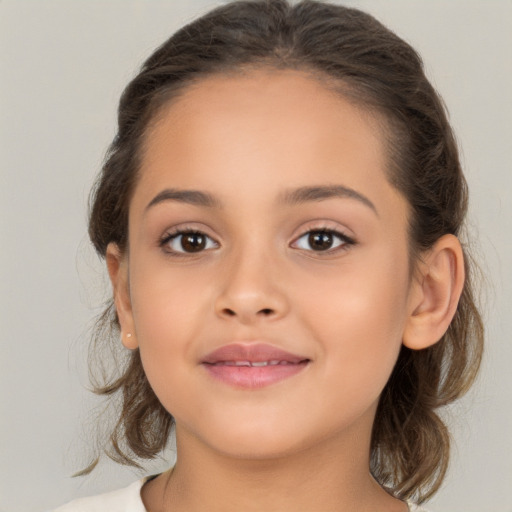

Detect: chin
212,436,306,461
192,415,320,462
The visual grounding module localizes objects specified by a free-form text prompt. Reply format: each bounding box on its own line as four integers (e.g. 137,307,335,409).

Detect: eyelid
291,230,354,250
158,222,218,243
290,220,355,241
159,226,220,255
289,222,356,254
157,221,356,256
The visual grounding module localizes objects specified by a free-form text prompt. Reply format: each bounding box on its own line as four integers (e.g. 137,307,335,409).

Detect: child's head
86,0,483,502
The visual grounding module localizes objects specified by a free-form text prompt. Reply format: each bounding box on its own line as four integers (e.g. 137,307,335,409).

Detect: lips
201,343,310,389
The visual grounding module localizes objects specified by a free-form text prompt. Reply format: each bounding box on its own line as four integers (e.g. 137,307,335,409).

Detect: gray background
1,1,511,511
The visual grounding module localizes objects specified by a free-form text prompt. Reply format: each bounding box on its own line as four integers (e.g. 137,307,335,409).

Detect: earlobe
403,234,465,351
106,243,138,350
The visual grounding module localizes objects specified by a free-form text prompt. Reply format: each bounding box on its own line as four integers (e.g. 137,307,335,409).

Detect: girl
55,0,483,510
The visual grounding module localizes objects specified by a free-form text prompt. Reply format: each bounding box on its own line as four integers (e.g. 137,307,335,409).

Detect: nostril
219,307,276,318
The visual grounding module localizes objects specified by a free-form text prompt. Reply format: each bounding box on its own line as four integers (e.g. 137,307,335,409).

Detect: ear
106,243,138,350
403,234,465,350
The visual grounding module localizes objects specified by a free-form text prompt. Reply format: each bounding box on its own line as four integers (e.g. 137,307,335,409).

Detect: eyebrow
280,185,378,215
145,185,378,215
145,188,221,212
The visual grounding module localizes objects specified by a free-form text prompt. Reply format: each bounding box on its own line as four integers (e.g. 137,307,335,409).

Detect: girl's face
115,69,416,460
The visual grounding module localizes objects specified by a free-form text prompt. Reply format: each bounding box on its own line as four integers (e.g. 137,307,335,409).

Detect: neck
142,415,407,512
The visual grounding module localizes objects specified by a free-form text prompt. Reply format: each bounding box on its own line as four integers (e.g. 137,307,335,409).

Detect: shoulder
52,479,147,512
407,502,432,512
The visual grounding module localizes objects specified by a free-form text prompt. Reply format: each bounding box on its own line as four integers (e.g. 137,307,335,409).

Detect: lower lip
202,362,309,389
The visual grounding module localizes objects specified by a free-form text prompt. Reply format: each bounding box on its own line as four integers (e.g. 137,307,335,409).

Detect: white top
52,478,430,512
53,479,148,512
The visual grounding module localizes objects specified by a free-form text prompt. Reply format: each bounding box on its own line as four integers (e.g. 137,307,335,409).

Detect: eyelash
291,228,355,254
159,227,356,256
159,228,219,257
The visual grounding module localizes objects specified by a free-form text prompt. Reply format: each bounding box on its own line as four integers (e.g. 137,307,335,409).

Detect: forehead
143,69,384,164
147,68,384,145
133,68,404,220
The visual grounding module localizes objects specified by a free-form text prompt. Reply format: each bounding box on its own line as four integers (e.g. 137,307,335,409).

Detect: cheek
300,249,410,384
128,264,211,390
302,249,409,336
131,258,209,337
130,280,202,420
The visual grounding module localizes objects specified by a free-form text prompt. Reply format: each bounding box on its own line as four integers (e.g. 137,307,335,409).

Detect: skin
107,68,464,512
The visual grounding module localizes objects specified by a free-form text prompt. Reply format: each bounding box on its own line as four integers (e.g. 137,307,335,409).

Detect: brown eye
292,229,354,253
162,230,218,254
308,231,334,251
181,233,206,252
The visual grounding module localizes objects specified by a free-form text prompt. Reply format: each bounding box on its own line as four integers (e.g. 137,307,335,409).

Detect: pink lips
201,343,310,389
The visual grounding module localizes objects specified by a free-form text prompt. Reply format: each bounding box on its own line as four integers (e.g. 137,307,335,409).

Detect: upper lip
201,343,309,364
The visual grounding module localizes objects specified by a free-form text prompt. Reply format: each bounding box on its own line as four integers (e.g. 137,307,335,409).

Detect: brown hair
85,0,483,503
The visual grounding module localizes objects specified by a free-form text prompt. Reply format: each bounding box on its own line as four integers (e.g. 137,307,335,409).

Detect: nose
214,248,289,325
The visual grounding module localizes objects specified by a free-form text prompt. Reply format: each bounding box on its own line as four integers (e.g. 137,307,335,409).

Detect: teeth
217,360,291,367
